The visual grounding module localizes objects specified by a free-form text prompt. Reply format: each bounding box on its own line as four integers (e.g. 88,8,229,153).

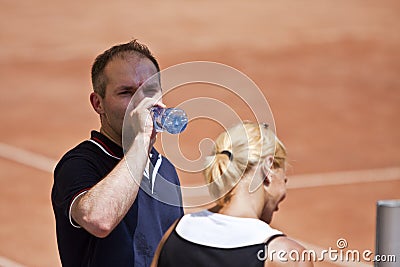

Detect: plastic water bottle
151,107,188,134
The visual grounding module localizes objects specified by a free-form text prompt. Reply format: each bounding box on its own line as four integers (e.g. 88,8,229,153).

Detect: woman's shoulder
264,236,314,267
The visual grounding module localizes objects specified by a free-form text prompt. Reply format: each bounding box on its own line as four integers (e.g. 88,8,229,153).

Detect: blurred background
0,1,399,266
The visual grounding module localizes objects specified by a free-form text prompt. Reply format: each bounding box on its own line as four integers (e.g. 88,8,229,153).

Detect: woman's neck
213,190,263,220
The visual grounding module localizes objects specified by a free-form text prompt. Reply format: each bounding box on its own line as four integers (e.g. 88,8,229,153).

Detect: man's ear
90,92,104,115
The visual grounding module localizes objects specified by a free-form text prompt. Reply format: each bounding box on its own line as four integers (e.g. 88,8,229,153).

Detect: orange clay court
0,1,399,266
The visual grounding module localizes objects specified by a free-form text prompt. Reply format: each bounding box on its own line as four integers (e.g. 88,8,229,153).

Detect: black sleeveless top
157,211,284,267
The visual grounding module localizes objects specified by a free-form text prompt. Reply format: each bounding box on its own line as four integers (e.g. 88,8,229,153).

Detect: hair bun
219,150,233,161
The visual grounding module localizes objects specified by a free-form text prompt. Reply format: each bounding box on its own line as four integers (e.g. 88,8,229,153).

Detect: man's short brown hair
91,40,160,98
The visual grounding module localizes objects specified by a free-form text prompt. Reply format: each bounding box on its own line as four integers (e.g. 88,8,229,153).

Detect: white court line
0,143,398,267
0,142,57,173
183,167,400,198
287,167,400,189
0,143,56,267
1,142,399,188
0,256,27,267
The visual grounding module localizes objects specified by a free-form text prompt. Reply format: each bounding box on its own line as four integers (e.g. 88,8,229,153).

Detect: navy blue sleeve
52,155,101,221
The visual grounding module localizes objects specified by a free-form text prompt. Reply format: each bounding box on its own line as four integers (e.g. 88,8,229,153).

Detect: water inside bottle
151,107,188,134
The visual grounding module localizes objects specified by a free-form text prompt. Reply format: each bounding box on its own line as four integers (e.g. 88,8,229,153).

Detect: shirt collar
90,130,159,161
90,130,124,159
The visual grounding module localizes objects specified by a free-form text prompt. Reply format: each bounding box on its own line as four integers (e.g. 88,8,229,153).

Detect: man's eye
119,91,132,95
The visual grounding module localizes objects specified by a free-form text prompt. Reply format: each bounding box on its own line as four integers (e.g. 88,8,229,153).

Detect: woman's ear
90,92,104,115
262,156,274,186
263,176,271,186
264,156,274,171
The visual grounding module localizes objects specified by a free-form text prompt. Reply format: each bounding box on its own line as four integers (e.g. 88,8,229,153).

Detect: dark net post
375,199,400,267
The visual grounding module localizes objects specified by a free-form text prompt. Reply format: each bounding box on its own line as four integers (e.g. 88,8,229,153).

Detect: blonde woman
151,122,313,267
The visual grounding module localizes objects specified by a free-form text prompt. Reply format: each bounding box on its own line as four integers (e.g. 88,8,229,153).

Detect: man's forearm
72,132,150,237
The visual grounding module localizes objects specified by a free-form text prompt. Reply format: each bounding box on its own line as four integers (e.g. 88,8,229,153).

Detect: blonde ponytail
203,122,286,204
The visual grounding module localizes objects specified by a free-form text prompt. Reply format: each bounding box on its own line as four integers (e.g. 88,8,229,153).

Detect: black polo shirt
51,131,184,267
